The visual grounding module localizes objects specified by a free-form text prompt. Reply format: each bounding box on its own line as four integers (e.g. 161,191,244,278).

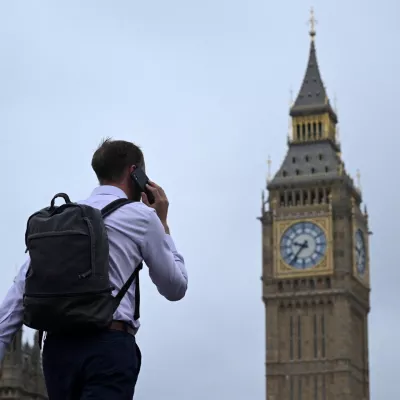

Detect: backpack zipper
27,231,89,240
83,216,96,276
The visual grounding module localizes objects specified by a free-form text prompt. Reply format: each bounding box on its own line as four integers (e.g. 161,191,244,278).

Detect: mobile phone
131,167,155,204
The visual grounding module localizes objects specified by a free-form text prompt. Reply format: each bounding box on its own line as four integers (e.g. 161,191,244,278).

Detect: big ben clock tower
261,10,370,400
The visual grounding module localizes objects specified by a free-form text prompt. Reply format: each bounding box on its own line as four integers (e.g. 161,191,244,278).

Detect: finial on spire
356,169,362,191
261,190,264,214
334,93,338,113
288,88,294,140
267,156,272,182
308,7,317,40
261,190,266,214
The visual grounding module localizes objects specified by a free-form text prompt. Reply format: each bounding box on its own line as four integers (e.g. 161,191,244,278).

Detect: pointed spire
288,91,293,139
261,190,265,214
290,8,337,123
267,156,272,182
334,93,338,114
356,169,362,192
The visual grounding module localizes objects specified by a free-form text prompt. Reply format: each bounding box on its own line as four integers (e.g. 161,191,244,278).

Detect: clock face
280,222,327,270
355,229,366,275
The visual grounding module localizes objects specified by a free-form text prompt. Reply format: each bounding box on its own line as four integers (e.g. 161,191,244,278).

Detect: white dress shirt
0,185,188,361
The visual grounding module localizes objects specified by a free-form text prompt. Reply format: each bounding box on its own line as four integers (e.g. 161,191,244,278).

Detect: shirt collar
91,185,128,199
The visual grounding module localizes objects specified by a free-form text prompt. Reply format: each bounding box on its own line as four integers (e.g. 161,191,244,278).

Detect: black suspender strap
101,198,143,321
133,264,143,321
112,262,143,320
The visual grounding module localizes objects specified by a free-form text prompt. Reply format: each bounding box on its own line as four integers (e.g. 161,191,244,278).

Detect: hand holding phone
131,167,155,204
131,167,169,230
142,181,170,231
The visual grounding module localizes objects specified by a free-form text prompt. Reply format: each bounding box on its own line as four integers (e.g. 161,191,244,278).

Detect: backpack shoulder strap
101,198,133,219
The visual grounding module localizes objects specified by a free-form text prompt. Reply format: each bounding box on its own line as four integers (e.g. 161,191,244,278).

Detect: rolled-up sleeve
140,210,188,301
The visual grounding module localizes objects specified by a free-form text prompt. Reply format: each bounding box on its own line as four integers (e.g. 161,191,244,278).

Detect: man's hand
141,181,170,234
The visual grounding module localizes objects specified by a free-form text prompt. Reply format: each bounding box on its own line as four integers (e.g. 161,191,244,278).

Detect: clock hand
291,240,308,264
294,241,309,248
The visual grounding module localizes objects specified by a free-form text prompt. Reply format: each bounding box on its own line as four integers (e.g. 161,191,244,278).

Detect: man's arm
0,259,28,361
141,210,188,301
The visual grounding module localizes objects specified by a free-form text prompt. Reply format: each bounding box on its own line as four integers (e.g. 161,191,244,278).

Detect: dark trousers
42,330,141,400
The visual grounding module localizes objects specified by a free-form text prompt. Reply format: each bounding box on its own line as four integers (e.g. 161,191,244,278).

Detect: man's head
91,138,145,201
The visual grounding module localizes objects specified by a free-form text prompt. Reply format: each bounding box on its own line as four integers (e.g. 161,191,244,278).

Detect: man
0,139,188,399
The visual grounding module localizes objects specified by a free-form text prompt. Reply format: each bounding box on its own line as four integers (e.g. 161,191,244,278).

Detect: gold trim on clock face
275,217,332,278
280,221,327,270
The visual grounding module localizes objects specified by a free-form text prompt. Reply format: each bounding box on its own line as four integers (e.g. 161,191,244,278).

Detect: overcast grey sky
0,1,398,399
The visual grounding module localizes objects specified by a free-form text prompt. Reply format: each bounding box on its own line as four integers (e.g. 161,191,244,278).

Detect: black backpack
23,193,142,334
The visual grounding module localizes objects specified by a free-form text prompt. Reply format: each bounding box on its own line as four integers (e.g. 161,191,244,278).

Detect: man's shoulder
123,201,156,218
113,201,159,238
114,201,158,226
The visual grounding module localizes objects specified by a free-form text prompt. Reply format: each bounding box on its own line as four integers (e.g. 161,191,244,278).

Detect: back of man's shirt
80,185,188,329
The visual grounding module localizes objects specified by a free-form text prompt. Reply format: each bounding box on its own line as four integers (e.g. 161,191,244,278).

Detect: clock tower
260,10,370,400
